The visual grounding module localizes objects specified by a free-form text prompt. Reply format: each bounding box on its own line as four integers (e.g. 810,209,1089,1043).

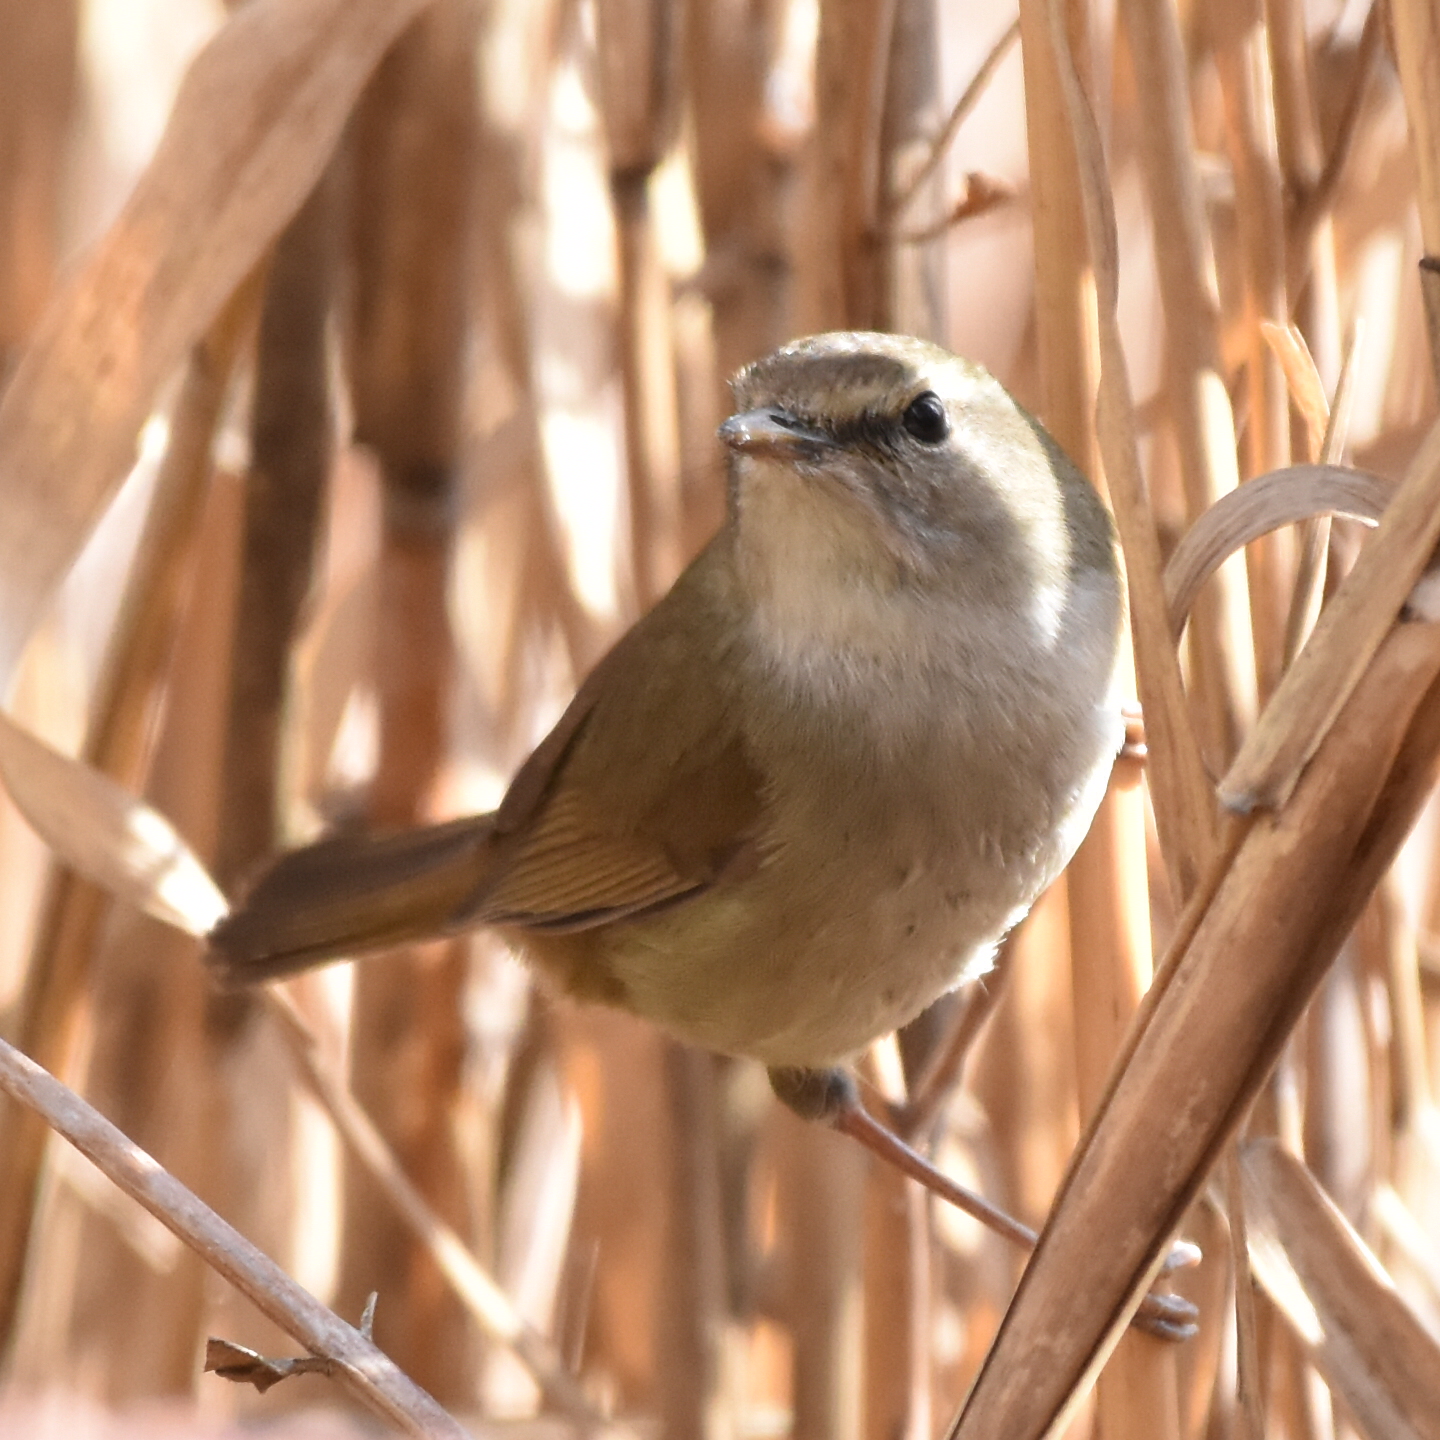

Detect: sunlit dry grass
0,1,1438,1438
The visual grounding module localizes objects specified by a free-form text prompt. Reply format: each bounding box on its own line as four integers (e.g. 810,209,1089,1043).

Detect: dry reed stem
1389,0,1440,256
782,8,915,1433
0,1036,468,1440
1213,0,1294,699
657,1045,730,1440
1223,1147,1266,1440
1016,0,1181,1431
1276,322,1359,665
950,616,1440,1439
1262,323,1329,455
686,0,794,408
1118,0,1256,763
0,0,76,362
781,1112,865,1440
866,9,943,1432
612,174,683,610
1291,3,1383,249
862,1160,930,1440
217,172,336,886
594,0,683,177
55,512,246,1398
1000,20,1095,1349
470,10,603,704
876,0,942,339
1372,873,1430,1137
1039,0,1217,898
1067,774,1181,1440
597,0,685,609
796,0,897,331
349,5,475,485
337,5,481,1400
1390,0,1440,381
1268,0,1343,386
1174,1200,1235,1439
193,177,336,1404
1242,1138,1440,1440
0,288,255,1353
0,0,432,685
601,2,732,1426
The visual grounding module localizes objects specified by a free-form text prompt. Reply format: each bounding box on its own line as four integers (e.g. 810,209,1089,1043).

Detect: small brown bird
211,330,1127,1245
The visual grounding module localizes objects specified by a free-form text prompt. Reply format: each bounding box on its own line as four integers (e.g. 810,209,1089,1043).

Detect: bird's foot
767,1064,1199,1342
1119,705,1147,769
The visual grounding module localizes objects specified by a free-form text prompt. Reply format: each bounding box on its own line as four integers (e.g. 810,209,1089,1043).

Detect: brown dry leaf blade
1242,1138,1440,1440
1220,416,1440,813
1164,463,1392,640
0,0,433,929
0,712,226,936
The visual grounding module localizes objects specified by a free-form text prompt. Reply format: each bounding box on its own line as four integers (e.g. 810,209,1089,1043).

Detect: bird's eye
902,391,949,444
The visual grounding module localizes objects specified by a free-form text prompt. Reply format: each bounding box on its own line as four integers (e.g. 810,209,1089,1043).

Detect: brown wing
476,730,764,931
209,539,766,975
471,544,767,933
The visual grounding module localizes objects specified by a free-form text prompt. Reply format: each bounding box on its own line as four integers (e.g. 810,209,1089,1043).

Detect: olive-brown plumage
210,332,1124,1075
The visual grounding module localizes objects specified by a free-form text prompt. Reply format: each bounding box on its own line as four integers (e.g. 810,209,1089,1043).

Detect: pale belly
592,799,1060,1068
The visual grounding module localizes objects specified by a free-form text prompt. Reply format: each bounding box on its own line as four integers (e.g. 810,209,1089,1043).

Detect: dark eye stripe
789,393,951,454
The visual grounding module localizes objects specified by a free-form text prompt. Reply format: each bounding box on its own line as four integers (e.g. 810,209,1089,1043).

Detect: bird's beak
718,408,832,460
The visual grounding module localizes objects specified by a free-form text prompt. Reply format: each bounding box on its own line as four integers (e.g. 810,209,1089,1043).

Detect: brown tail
207,816,498,983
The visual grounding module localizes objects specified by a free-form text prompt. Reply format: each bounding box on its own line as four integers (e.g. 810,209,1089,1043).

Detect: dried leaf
1164,463,1392,640
204,1336,332,1394
1221,416,1440,812
1261,321,1328,459
0,712,227,936
1242,1139,1440,1440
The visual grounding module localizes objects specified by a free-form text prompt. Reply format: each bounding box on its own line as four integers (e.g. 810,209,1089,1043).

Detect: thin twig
1291,2,1382,247
886,17,1020,219
890,174,1017,244
0,1034,467,1440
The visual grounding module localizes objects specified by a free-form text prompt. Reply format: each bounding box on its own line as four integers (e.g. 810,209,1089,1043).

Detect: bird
209,330,1148,1298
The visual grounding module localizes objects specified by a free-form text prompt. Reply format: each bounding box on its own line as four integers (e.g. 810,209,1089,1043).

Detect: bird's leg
890,977,1008,1142
768,1064,1199,1342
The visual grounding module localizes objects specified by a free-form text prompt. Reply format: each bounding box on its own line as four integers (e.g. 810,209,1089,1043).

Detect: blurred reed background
0,0,1438,1436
